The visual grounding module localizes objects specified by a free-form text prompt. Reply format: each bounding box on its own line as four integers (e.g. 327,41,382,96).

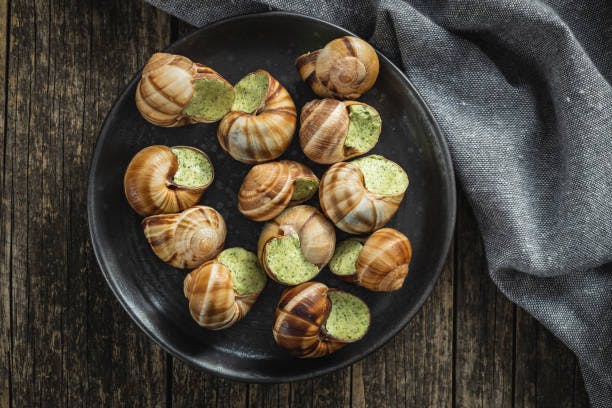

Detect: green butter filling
232,72,269,114
265,234,319,285
351,155,408,195
182,78,235,121
171,147,213,187
329,240,363,276
344,105,381,153
218,247,266,295
291,178,319,202
324,292,370,341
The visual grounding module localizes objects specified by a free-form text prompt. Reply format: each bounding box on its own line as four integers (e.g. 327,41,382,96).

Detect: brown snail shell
124,145,213,217
217,70,297,164
257,205,335,285
295,36,379,99
330,228,412,291
299,99,381,164
238,160,319,222
183,248,266,330
273,282,370,358
135,53,234,127
319,157,408,234
142,205,226,269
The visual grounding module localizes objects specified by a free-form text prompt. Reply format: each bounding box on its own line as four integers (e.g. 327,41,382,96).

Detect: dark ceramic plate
87,12,456,382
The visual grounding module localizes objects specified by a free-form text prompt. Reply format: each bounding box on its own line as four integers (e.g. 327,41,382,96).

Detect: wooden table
0,1,590,406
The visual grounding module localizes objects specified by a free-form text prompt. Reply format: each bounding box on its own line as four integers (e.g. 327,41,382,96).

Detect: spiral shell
142,205,226,269
295,36,379,99
273,282,370,358
135,53,234,127
124,145,213,217
319,157,408,234
299,99,381,164
257,205,335,285
217,70,297,164
183,248,265,330
238,160,319,221
331,228,412,291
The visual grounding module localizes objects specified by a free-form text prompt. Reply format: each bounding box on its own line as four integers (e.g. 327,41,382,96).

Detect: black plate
87,12,456,382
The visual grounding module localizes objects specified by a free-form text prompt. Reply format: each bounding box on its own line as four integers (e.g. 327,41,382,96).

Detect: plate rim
87,11,457,383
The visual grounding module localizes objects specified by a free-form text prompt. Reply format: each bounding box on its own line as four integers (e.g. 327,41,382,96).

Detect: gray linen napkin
145,0,612,405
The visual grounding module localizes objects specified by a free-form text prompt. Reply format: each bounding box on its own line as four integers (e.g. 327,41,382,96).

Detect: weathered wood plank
352,248,454,408
87,2,171,407
514,308,590,408
3,0,170,406
454,192,514,408
0,0,10,405
248,383,291,408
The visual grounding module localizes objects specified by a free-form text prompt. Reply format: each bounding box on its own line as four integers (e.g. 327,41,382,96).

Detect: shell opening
351,155,408,196
182,78,235,122
171,147,213,188
324,291,370,341
265,234,319,285
232,71,269,114
344,105,381,154
218,247,267,295
291,178,319,202
329,240,363,276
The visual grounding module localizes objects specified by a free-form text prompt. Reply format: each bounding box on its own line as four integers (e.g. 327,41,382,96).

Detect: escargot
319,155,408,234
329,228,412,291
217,70,297,164
135,53,235,127
273,282,371,358
183,247,267,329
124,145,214,216
142,205,226,269
238,160,319,222
300,99,381,164
295,36,379,99
257,205,335,285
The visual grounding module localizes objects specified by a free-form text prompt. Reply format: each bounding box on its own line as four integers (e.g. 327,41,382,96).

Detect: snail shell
124,145,213,216
319,155,408,234
217,70,297,164
142,205,226,269
136,53,234,127
273,282,370,358
330,228,412,291
295,36,379,99
257,205,335,285
183,247,266,330
299,99,381,164
238,160,319,222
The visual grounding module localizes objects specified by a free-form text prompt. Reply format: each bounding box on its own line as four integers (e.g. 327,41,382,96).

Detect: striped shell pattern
142,205,226,269
217,70,297,164
319,162,405,234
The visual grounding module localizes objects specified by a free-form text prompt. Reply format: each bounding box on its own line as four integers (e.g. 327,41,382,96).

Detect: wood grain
0,2,591,407
454,192,515,408
0,0,8,405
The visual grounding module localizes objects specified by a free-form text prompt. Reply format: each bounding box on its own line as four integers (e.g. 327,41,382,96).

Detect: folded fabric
145,0,612,405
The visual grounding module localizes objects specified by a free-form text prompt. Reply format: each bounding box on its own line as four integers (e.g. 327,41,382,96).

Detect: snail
124,145,214,216
142,205,226,269
238,160,319,222
183,247,267,330
319,154,408,234
295,36,379,99
217,70,297,164
329,228,412,291
273,282,371,358
299,99,381,164
135,53,235,127
257,205,335,285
